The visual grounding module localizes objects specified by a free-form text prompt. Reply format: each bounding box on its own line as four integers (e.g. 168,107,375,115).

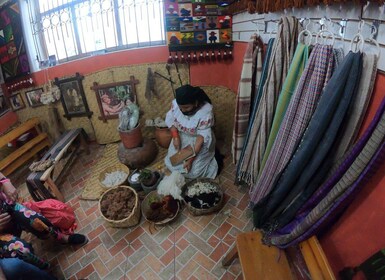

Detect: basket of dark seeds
181,178,224,216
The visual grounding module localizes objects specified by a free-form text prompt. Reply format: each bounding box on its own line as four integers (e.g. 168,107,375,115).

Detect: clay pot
155,127,172,148
118,124,143,149
117,138,158,169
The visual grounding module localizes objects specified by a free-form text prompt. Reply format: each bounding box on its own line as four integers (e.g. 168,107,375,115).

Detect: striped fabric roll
232,35,263,164
249,44,334,205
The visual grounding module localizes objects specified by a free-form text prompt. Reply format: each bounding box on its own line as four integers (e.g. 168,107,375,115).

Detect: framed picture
54,73,93,120
9,93,25,111
0,92,10,117
91,75,139,122
25,88,44,108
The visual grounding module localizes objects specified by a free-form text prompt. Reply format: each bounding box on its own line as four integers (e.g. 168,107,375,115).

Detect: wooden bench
26,128,89,202
0,118,50,176
222,231,335,280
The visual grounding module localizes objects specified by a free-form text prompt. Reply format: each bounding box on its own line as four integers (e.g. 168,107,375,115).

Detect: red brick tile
105,252,126,271
161,239,173,251
125,226,144,242
193,251,216,271
67,248,86,266
177,260,200,279
94,244,112,263
215,222,232,239
160,248,174,266
92,258,109,278
208,235,220,244
174,225,188,242
84,237,102,253
126,260,148,279
85,204,99,216
88,225,105,241
56,252,69,270
76,263,95,279
131,239,143,251
110,238,129,256
144,254,165,273
209,243,224,263
176,238,189,251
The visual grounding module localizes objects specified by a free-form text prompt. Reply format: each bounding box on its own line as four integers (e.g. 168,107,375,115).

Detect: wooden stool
222,231,294,279
222,231,335,280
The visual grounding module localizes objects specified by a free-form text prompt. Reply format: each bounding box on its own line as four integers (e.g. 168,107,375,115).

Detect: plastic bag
23,199,77,234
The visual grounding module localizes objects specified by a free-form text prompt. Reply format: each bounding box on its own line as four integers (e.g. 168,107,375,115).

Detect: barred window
26,0,165,66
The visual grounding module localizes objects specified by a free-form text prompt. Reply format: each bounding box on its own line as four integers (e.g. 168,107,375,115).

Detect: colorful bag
23,199,77,234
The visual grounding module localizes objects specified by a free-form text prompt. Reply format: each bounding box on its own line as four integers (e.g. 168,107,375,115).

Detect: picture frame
0,91,10,117
91,75,139,122
9,93,25,111
54,73,93,120
25,88,44,108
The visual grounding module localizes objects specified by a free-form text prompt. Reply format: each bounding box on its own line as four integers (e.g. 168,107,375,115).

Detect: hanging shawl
268,95,385,248
254,51,362,229
249,44,334,206
236,16,302,185
232,35,263,164
236,38,275,183
260,43,310,170
332,53,377,162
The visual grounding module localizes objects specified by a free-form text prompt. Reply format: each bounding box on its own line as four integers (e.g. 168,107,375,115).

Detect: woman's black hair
175,85,211,105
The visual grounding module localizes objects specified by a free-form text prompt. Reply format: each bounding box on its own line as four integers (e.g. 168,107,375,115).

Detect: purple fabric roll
283,138,385,247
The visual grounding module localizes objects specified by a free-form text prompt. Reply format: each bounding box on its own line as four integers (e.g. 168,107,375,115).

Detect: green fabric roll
260,43,309,170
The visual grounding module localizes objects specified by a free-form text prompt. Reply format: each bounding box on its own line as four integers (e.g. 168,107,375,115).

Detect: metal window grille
27,0,165,66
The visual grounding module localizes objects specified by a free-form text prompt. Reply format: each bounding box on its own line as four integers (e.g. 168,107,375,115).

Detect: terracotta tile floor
10,143,252,280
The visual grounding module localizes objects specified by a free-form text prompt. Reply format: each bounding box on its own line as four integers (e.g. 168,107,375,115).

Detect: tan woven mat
81,139,167,201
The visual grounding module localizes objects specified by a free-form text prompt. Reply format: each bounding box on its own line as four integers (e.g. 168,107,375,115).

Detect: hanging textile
268,95,385,248
249,44,334,206
236,38,275,183
236,16,302,185
332,53,378,161
332,48,345,72
232,35,263,164
253,51,363,229
260,43,310,170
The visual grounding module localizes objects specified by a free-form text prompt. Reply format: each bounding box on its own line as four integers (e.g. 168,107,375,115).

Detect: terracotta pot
155,127,172,148
119,124,143,149
117,139,158,169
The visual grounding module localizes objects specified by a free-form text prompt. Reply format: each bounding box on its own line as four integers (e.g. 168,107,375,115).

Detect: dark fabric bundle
268,94,385,248
253,51,362,229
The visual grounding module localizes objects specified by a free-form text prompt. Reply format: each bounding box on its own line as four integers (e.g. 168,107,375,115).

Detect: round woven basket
181,178,224,216
99,163,130,190
141,191,180,225
99,185,141,228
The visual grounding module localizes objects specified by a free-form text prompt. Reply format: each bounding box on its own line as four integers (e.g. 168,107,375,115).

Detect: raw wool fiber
82,63,189,144
81,140,168,201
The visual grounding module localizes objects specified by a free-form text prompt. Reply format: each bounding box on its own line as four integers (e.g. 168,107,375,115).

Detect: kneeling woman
165,85,218,179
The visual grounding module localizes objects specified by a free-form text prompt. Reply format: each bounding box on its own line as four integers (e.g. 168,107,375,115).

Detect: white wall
233,2,385,71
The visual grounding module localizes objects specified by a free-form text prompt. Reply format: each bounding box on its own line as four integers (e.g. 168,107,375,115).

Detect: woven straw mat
81,141,168,200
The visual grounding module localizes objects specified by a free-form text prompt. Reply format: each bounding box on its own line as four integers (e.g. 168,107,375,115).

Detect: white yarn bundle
157,171,185,200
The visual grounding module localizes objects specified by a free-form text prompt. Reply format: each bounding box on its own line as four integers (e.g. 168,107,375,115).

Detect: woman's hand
2,182,17,203
0,213,11,231
183,157,194,173
170,126,180,151
173,137,181,151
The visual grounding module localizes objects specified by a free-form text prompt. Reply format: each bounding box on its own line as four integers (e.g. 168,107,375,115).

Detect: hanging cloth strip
260,43,310,170
232,34,263,164
268,94,385,248
251,36,265,104
235,16,302,185
332,53,378,164
249,44,334,206
254,51,363,229
236,38,275,183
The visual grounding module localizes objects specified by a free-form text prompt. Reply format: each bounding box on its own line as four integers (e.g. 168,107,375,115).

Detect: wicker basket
141,190,180,226
99,163,130,190
181,178,224,216
99,185,141,228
